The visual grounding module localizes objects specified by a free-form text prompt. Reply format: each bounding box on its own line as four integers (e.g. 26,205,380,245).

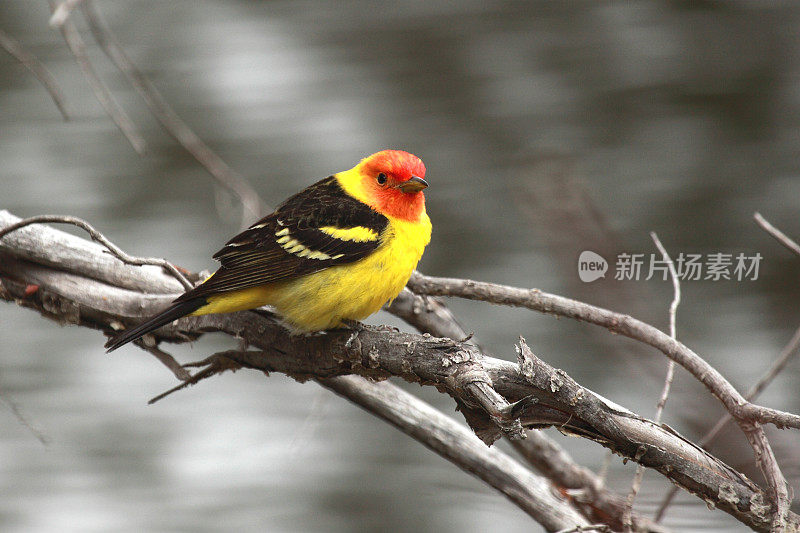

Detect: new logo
578,251,608,282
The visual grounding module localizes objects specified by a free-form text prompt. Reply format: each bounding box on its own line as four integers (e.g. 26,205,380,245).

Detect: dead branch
650,231,681,422
386,288,667,531
321,375,591,530
755,212,800,258
656,322,800,523
406,271,796,527
1,209,796,531
406,273,800,432
48,1,146,154
49,0,85,28
0,28,70,120
511,431,669,533
623,232,683,531
79,1,264,225
0,214,193,290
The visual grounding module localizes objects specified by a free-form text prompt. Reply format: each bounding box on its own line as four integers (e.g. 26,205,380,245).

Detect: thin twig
655,322,800,522
0,214,192,289
149,354,240,404
49,0,85,28
596,453,611,487
744,427,790,531
706,324,800,443
0,28,70,120
623,453,646,528
138,342,191,381
49,1,146,154
754,212,800,258
80,1,264,225
650,232,681,422
624,233,681,530
0,383,49,445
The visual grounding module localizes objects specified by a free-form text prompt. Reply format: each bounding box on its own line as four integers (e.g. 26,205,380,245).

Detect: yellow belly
194,215,431,331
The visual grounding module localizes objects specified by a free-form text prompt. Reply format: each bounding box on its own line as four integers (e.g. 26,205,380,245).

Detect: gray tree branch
80,0,265,226
0,28,70,120
406,272,795,527
1,209,796,532
49,1,146,154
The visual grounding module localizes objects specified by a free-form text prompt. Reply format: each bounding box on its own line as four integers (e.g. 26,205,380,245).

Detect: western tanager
105,149,431,352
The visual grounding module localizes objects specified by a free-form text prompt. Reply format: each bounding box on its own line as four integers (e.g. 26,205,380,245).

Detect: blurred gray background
2,1,800,532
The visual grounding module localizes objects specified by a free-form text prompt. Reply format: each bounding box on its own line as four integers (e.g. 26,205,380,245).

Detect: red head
354,150,428,222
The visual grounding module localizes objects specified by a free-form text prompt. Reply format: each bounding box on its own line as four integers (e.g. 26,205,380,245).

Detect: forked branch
1,209,796,531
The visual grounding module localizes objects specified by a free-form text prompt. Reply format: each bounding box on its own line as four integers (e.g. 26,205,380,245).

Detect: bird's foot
340,319,364,331
339,320,369,349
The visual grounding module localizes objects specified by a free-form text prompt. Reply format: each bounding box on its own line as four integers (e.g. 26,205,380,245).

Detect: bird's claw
340,320,365,348
341,319,364,330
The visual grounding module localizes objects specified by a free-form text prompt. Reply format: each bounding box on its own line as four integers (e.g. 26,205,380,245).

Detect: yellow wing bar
318,225,379,242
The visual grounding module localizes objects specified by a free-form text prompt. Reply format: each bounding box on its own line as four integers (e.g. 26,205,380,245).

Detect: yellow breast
265,214,431,331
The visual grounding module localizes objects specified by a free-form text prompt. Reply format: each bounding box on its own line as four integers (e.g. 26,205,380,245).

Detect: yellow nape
334,165,369,203
319,225,378,242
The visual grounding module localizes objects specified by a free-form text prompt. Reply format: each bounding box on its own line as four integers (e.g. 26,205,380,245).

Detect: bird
105,149,431,352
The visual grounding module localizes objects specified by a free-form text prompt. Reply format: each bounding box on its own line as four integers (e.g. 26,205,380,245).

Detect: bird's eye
376,173,387,185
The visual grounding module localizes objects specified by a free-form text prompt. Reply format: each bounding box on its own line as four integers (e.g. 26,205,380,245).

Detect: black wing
178,176,388,301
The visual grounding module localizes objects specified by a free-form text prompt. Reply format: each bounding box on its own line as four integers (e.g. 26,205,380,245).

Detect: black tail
105,297,207,352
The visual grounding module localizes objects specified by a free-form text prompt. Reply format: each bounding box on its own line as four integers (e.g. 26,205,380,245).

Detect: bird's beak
395,176,428,193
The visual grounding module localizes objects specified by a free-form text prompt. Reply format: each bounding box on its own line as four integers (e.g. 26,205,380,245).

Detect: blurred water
2,1,800,531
